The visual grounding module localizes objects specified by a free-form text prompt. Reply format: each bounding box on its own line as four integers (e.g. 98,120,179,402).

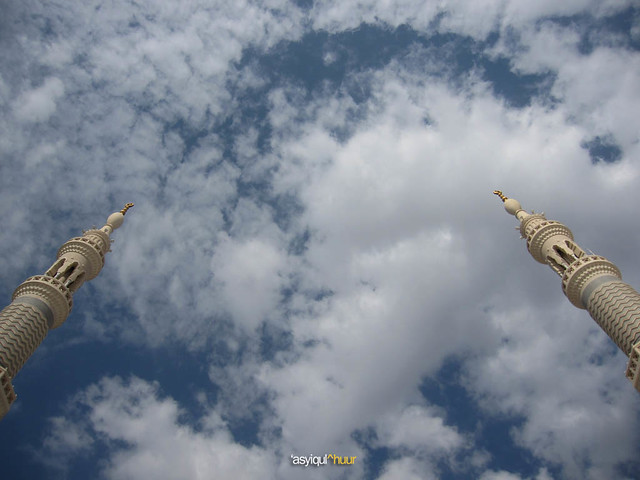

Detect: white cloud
88,47,640,479
467,304,640,479
479,468,553,480
0,74,9,103
43,376,276,480
480,470,525,480
13,77,65,122
376,456,438,480
261,62,640,478
308,0,633,39
374,404,465,453
43,416,94,455
310,0,442,32
212,234,287,331
2,1,639,479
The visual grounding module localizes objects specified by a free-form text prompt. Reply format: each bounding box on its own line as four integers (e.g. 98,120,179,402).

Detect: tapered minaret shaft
0,204,133,419
494,191,640,392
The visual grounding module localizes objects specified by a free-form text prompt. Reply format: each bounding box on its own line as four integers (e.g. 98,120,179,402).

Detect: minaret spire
494,191,640,392
120,202,134,215
0,204,133,419
492,190,508,202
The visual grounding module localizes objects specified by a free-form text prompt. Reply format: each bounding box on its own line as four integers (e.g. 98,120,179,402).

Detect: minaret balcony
561,255,621,308
12,276,73,329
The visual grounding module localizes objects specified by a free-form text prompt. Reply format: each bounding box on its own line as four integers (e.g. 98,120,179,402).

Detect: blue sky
1,1,639,479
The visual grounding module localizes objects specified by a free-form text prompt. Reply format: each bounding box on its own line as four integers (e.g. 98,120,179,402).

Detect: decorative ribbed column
0,203,133,419
586,281,640,355
494,191,640,393
0,302,50,378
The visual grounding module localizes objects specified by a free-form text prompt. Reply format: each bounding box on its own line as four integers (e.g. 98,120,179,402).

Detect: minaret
0,203,133,419
493,191,640,392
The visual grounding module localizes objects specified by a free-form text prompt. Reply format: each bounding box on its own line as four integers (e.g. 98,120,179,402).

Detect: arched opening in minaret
564,240,585,259
66,272,86,292
553,244,578,265
45,258,65,278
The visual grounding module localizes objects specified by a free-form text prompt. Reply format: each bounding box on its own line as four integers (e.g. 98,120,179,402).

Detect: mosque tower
494,191,640,392
0,203,133,419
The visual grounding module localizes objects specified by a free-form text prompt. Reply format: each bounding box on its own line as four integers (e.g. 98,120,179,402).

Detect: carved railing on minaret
0,204,133,419
494,191,640,392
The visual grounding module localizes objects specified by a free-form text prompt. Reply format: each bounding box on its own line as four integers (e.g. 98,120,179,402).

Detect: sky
0,1,639,479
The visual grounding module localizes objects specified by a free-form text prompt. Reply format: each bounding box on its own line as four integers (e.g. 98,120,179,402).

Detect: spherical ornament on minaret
493,190,522,216
106,203,134,231
107,212,124,230
504,198,522,216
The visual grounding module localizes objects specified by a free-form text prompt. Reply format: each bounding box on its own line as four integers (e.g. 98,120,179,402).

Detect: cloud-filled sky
1,1,639,479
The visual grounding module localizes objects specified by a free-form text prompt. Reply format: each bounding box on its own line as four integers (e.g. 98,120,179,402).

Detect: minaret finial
493,190,508,202
494,190,525,217
120,203,134,215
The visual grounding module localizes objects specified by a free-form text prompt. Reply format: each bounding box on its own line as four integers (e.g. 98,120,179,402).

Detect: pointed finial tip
120,203,134,215
106,203,133,230
494,191,524,216
493,190,508,202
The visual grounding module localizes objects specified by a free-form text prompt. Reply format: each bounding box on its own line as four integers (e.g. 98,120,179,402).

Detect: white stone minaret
0,203,133,419
494,191,640,392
